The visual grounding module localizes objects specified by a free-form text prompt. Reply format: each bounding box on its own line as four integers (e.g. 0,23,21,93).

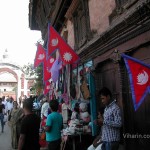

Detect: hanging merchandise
49,81,55,100
70,65,77,99
88,73,97,136
80,76,90,100
66,65,71,101
61,102,69,124
70,84,76,99
62,93,69,105
51,59,62,83
75,66,82,100
61,66,69,104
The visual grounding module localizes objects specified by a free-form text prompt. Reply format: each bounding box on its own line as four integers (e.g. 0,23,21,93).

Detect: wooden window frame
116,0,128,8
116,0,138,9
73,0,91,50
109,0,138,23
42,0,50,16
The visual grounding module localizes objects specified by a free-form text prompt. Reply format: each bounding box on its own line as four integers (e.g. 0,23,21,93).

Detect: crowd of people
0,87,122,150
0,96,14,133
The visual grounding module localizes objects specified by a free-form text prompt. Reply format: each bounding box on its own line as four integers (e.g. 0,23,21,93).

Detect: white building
0,50,35,100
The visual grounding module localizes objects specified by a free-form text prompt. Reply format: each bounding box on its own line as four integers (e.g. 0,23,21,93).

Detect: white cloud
0,0,41,66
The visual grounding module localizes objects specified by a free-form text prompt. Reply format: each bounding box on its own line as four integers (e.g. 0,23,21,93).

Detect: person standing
19,96,22,108
41,96,50,128
18,98,41,150
2,96,6,104
7,97,13,115
2,96,7,113
9,101,24,149
0,98,5,133
44,99,63,150
98,87,122,150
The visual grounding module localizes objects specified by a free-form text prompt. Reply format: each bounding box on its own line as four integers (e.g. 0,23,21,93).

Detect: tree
34,64,44,94
21,63,44,95
21,63,35,77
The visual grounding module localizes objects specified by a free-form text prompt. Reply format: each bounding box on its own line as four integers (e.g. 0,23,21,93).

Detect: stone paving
0,123,13,150
0,122,48,150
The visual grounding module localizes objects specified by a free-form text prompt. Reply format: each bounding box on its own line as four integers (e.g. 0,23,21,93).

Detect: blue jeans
0,113,4,132
101,141,119,150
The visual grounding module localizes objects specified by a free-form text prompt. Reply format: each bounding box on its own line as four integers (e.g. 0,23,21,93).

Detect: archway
0,68,18,100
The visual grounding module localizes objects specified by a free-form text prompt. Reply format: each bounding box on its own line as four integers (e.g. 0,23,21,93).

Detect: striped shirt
102,100,122,142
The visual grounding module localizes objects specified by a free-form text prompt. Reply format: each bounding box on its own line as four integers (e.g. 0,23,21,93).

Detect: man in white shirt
41,98,49,118
41,95,50,128
7,97,13,115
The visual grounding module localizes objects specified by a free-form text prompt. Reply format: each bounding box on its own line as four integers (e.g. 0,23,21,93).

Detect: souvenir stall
34,24,97,149
55,62,97,150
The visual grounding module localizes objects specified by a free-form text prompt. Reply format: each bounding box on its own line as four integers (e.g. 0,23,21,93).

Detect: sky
0,0,41,67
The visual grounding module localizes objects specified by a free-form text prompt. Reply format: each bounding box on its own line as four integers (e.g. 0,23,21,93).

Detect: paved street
0,122,124,150
0,123,12,150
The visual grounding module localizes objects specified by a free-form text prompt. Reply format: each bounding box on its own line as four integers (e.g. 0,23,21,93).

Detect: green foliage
21,63,44,94
34,64,44,92
21,63,35,77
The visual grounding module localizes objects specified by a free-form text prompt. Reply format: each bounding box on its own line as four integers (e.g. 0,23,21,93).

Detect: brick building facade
28,0,150,149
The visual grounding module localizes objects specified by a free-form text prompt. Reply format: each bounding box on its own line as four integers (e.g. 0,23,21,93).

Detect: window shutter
80,13,87,46
73,1,90,49
42,0,50,15
116,0,129,7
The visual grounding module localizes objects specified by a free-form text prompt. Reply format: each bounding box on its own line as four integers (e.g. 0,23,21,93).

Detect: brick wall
66,20,75,49
88,0,116,35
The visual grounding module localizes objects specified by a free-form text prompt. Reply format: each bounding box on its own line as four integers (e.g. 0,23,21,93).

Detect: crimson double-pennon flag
34,43,46,68
47,23,80,64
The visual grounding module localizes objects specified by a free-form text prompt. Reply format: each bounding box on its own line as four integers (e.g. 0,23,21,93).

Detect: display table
62,131,92,150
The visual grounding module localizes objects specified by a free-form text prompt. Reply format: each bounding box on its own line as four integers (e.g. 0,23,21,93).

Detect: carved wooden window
62,30,68,43
40,4,46,26
115,0,138,8
42,0,50,16
73,0,90,50
116,0,128,7
109,0,138,23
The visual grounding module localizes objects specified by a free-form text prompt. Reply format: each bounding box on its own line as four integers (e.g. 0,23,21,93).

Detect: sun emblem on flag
63,52,72,62
38,54,45,60
51,38,58,46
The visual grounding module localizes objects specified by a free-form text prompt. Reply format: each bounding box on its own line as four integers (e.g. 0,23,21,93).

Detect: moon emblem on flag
51,38,58,46
137,70,149,85
50,58,55,63
38,54,45,60
63,52,72,62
